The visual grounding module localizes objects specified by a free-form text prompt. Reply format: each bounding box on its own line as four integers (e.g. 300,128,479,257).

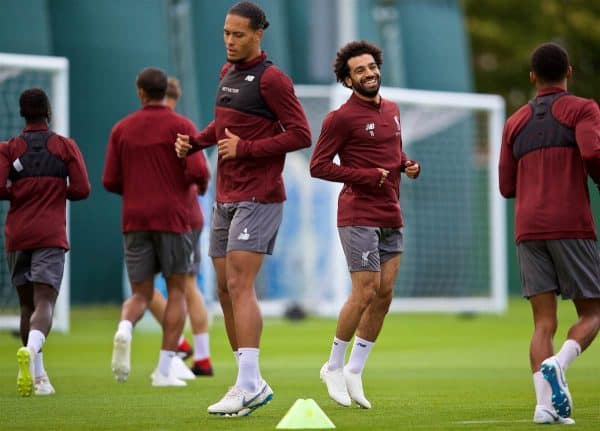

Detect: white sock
117,320,133,340
556,339,581,371
346,336,374,374
158,350,175,377
327,336,350,370
236,348,261,393
193,333,210,361
533,371,552,408
233,350,240,365
34,351,46,378
27,329,45,354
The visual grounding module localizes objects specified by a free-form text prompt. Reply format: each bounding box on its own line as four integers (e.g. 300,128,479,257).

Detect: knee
534,318,558,337
373,289,393,314
350,281,378,310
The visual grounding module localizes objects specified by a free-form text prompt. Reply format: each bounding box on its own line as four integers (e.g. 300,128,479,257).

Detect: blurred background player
146,76,214,377
310,40,420,409
0,88,91,396
499,42,600,425
103,67,207,387
175,1,311,416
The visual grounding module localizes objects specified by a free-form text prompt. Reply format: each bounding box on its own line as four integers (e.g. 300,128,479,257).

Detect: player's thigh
517,240,559,298
155,231,195,280
209,202,235,258
379,254,401,297
226,201,283,255
548,239,600,299
338,226,380,272
30,248,65,292
123,231,158,284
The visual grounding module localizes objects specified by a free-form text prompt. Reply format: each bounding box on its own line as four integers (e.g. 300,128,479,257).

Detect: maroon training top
310,93,413,228
103,104,207,233
499,87,600,242
187,150,210,231
188,52,311,203
0,124,91,251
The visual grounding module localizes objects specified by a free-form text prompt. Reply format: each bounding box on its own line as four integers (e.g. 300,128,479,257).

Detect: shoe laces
35,374,49,385
223,386,244,400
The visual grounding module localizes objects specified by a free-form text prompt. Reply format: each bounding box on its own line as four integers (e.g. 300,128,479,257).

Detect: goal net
258,84,507,315
0,53,70,332
126,84,506,318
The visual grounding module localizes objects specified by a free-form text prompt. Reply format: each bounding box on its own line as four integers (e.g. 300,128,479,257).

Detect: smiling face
223,13,262,63
344,53,381,100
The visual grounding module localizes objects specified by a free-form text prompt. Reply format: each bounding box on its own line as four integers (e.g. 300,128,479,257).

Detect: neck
143,99,165,107
536,79,567,92
354,91,381,104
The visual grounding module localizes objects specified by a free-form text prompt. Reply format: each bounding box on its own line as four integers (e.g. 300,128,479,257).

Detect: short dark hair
334,40,383,87
531,42,570,83
136,67,167,100
228,1,270,30
166,77,181,100
19,88,51,123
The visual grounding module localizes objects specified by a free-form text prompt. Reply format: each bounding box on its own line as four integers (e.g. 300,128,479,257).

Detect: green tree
462,0,600,113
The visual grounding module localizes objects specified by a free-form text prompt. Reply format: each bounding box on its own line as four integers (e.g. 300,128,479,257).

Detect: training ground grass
1,299,599,430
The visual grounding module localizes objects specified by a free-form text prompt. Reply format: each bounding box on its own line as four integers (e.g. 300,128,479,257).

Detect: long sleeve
236,68,311,158
575,99,600,187
102,127,123,194
0,142,11,200
189,120,218,154
499,122,517,198
64,138,91,201
310,111,380,185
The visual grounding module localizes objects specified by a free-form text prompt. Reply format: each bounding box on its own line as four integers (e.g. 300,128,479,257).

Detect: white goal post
257,84,507,315
0,53,70,332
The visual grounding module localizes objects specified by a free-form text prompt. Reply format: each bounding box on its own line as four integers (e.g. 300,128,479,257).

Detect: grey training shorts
517,238,600,299
124,230,196,284
338,226,403,272
209,201,283,258
7,248,66,291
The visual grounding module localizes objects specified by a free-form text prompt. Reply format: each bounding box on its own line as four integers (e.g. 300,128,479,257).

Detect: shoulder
553,94,599,126
219,63,233,80
261,64,293,87
506,103,532,128
382,98,400,114
172,112,198,134
111,111,138,133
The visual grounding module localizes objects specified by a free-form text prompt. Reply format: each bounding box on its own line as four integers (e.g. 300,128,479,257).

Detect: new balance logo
365,122,375,137
244,75,255,82
237,228,250,241
357,342,367,348
361,251,371,267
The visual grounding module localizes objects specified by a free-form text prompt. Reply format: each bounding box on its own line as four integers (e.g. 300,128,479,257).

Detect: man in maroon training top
310,40,420,409
499,42,600,425
0,88,90,397
103,67,208,387
175,1,311,417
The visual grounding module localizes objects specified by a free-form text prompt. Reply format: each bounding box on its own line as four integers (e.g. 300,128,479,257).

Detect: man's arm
575,99,600,188
102,128,123,194
499,122,517,198
234,68,311,158
0,142,11,199
176,121,217,158
310,112,382,186
63,137,91,200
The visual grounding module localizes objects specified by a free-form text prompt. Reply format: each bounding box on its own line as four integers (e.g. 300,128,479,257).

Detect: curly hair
19,88,51,123
531,42,569,83
334,40,383,88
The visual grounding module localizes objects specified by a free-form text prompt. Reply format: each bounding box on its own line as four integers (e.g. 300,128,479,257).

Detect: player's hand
217,128,240,160
405,160,420,179
376,168,390,187
175,134,191,158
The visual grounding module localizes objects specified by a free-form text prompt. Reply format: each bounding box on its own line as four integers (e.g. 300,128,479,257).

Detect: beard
351,75,380,98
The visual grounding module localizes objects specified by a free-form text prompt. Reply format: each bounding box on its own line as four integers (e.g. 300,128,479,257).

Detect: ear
529,71,536,85
566,65,573,79
344,76,353,88
255,28,264,42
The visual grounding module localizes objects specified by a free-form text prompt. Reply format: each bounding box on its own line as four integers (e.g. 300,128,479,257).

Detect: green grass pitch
1,299,599,430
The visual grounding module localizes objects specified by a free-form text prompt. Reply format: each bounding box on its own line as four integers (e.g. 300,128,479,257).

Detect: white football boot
207,380,273,416
533,405,575,425
34,374,56,395
111,331,131,382
320,362,351,407
541,356,573,419
343,366,371,408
